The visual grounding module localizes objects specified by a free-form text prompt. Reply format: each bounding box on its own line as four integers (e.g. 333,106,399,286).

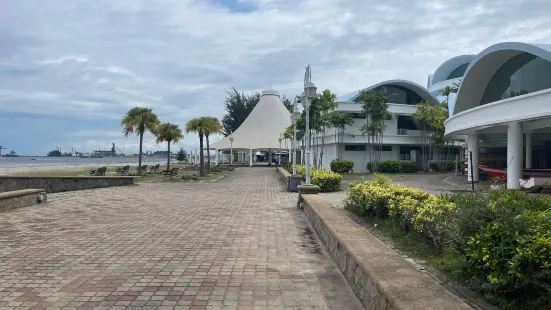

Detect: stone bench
299,191,472,310
0,189,47,212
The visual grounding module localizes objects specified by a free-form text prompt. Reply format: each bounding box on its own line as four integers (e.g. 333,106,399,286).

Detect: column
249,149,253,167
215,150,219,165
467,133,479,182
525,132,532,169
507,122,523,189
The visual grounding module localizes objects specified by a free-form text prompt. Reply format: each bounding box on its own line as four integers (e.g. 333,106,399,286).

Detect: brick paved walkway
0,168,362,310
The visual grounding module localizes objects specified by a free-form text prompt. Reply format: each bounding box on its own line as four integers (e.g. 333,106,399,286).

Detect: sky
1,0,551,155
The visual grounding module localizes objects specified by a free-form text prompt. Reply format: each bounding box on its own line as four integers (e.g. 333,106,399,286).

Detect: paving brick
0,168,362,309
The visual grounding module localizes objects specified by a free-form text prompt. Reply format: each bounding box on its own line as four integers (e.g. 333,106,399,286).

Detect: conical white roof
211,89,291,150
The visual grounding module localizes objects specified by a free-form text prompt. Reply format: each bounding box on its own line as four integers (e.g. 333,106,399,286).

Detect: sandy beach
0,160,167,176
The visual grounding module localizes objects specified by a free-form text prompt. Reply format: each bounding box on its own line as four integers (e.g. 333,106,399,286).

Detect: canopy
210,89,291,150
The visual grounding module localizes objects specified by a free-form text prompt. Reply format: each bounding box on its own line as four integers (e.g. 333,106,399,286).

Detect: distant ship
2,150,18,157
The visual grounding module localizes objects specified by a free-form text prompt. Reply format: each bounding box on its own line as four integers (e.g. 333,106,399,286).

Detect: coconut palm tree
121,107,160,173
155,122,184,171
201,117,223,173
186,118,207,176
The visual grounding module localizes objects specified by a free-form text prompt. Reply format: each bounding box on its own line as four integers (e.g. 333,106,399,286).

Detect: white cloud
35,55,89,65
1,0,551,154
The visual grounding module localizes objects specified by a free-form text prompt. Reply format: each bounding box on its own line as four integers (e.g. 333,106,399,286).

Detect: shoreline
0,161,167,176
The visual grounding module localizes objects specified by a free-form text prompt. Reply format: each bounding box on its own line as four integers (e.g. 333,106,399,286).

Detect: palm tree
328,112,353,159
155,122,184,171
121,107,160,173
186,118,207,176
201,117,223,173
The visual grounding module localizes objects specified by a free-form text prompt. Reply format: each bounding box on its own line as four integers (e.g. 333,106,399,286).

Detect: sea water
0,156,165,168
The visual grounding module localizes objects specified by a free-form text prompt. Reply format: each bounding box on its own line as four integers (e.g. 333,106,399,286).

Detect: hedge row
429,160,458,172
345,176,551,309
283,163,342,192
367,160,416,173
330,159,354,173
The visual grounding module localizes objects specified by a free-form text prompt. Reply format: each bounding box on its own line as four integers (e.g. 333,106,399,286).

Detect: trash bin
287,175,302,192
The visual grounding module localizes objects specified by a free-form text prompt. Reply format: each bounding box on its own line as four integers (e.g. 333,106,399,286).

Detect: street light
291,98,300,175
303,65,317,184
229,132,234,166
278,135,282,166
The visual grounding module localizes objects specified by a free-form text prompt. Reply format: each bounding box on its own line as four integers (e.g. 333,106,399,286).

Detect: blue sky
1,0,551,155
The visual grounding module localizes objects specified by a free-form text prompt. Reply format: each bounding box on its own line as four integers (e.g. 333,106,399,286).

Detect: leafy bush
209,166,222,173
369,160,416,173
347,179,551,309
330,159,354,173
181,174,199,181
452,191,551,307
294,164,341,192
429,160,458,172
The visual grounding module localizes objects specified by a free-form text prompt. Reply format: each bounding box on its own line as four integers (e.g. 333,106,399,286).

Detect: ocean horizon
0,156,168,168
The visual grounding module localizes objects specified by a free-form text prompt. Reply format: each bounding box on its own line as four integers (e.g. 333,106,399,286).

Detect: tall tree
201,116,223,173
412,101,435,171
186,118,207,176
314,89,338,168
155,122,184,171
175,147,188,163
221,88,294,136
221,87,261,136
121,107,160,173
328,112,354,159
354,89,390,173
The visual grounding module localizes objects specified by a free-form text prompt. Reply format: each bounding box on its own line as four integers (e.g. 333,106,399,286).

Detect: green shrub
460,191,551,307
330,159,354,173
209,166,222,173
348,182,551,309
293,164,341,192
370,160,416,173
429,161,458,172
311,169,342,192
181,174,199,181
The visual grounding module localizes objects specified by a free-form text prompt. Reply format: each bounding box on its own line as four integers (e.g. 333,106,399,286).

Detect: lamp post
278,135,282,166
303,65,317,184
229,132,234,166
292,98,300,175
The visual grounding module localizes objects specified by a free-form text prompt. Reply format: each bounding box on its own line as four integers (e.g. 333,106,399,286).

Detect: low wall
300,194,472,310
0,189,46,212
277,167,291,182
0,176,135,193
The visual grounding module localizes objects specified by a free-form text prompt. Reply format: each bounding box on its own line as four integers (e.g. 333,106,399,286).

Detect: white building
427,55,475,116
444,42,551,189
310,80,444,173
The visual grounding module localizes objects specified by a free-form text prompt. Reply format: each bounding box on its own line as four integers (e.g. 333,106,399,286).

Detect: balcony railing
397,128,408,135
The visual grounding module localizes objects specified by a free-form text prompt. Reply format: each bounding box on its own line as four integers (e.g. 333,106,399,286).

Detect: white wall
341,145,400,173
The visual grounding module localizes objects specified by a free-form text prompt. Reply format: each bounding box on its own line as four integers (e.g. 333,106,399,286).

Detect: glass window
345,145,366,151
446,63,469,80
351,113,364,119
371,85,424,105
397,115,417,130
481,53,551,105
374,145,393,152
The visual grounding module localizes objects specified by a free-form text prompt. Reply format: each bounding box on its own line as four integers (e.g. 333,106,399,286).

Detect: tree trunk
138,131,144,174
206,134,211,173
199,134,205,176
167,141,171,170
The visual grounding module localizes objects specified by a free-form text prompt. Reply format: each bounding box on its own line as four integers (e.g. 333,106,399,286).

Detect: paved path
0,168,362,310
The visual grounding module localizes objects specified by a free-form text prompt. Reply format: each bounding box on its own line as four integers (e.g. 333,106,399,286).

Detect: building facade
310,80,445,173
444,42,551,188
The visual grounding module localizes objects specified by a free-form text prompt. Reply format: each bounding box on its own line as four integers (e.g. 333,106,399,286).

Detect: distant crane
0,145,7,156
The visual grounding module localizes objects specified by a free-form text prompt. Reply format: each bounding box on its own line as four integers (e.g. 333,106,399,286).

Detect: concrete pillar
525,132,532,169
507,122,523,189
215,150,219,165
467,133,479,182
249,149,253,167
